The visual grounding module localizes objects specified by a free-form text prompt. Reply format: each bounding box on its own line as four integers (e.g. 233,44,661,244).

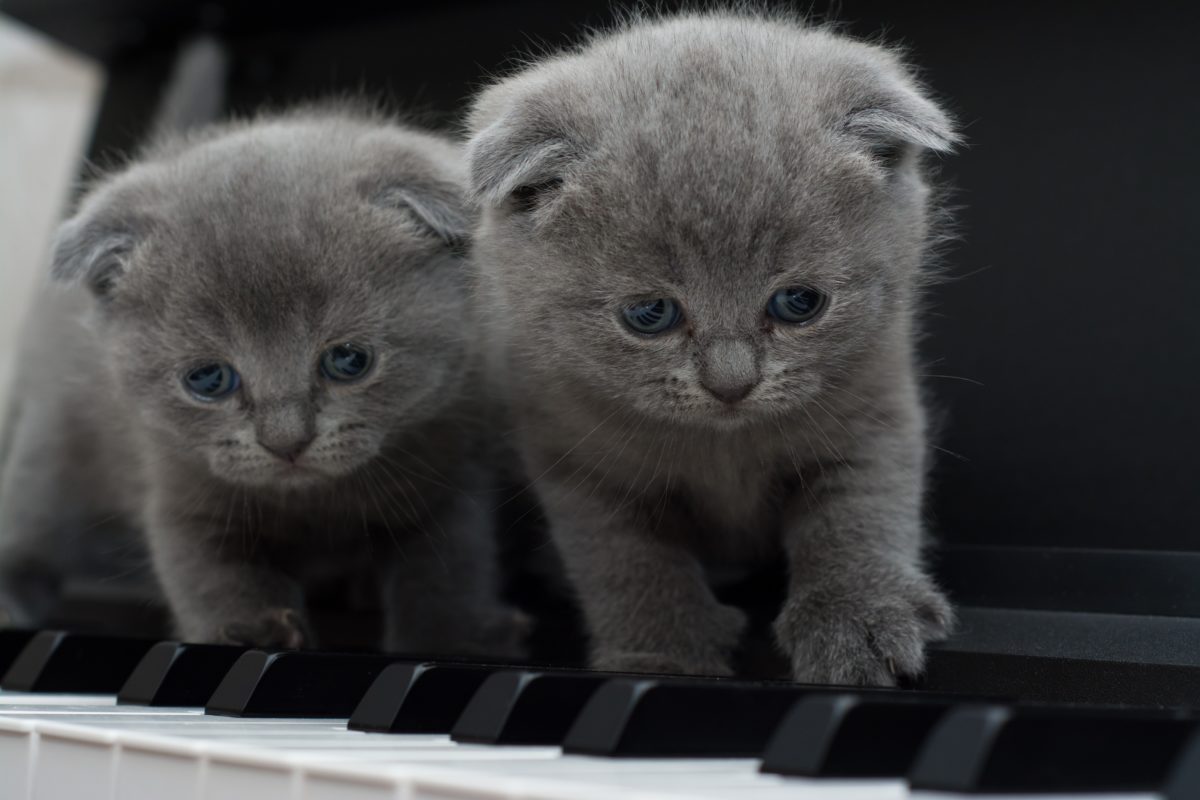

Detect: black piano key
349,661,496,733
1,631,157,693
562,678,809,757
760,693,957,777
0,629,36,675
452,670,610,745
909,704,1198,793
206,650,399,718
118,642,245,706
923,606,1200,707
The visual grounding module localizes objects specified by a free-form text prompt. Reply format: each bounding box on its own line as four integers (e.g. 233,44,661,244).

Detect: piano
3,626,1200,799
3,0,1200,797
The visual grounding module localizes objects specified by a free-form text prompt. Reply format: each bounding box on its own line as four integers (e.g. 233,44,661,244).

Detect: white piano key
203,746,298,800
303,764,632,800
0,709,201,719
354,744,562,762
420,756,760,777
0,717,35,800
32,721,117,800
397,763,725,800
403,765,605,800
390,756,910,799
114,733,204,800
0,693,117,707
0,707,1170,800
302,770,402,800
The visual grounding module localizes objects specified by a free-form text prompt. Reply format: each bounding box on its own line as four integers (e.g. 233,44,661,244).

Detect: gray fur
0,109,522,656
466,10,957,684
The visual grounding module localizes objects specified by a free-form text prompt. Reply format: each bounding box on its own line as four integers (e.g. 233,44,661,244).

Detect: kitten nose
703,380,756,405
255,400,317,463
700,338,760,405
259,435,315,463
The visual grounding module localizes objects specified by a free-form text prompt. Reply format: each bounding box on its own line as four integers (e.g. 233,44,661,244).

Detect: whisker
920,373,984,386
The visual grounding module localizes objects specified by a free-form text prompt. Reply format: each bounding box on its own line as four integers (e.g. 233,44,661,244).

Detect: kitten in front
467,11,958,685
0,108,522,656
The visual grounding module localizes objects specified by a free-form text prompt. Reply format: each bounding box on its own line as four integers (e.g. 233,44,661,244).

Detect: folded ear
375,182,471,249
465,117,578,209
50,209,140,299
843,79,959,165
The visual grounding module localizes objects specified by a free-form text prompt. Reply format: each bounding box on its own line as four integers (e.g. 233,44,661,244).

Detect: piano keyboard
0,629,1195,800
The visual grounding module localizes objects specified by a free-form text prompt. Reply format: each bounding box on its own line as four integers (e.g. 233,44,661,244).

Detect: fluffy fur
466,11,958,684
0,109,522,655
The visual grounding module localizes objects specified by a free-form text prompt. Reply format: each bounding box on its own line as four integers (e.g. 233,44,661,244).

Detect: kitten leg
381,489,528,659
0,419,75,627
539,480,746,676
145,496,310,648
774,429,953,686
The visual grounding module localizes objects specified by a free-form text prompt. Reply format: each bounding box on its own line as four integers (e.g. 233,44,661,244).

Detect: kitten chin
468,9,957,685
0,107,524,660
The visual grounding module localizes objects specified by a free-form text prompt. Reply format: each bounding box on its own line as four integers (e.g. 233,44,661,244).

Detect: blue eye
184,363,239,400
321,342,374,382
622,298,682,335
768,286,828,324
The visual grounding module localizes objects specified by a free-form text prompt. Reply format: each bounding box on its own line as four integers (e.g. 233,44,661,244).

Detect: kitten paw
774,571,953,686
384,606,532,659
219,607,312,649
474,606,534,659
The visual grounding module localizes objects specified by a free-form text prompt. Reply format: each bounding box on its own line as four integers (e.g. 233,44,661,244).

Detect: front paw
592,602,747,677
774,571,953,686
464,606,534,660
219,607,312,649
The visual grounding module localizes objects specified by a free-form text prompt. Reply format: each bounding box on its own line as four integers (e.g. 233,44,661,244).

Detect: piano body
2,0,1200,797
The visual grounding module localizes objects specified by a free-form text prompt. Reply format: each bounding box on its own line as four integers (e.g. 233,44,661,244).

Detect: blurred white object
0,14,101,422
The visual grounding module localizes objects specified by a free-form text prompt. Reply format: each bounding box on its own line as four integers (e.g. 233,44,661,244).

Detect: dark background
5,0,1198,556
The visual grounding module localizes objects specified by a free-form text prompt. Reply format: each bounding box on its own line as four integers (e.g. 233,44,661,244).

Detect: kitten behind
0,107,522,656
466,11,957,684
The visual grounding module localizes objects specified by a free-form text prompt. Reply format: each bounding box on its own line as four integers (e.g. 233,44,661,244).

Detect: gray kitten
0,108,522,656
466,11,958,685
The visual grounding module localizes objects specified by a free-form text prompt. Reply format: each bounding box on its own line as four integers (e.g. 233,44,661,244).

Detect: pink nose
259,436,314,463
702,380,755,404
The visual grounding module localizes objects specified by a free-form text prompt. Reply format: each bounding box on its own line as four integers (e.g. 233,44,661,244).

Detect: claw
886,656,897,677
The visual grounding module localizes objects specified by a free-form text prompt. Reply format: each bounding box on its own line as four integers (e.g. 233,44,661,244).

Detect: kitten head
53,110,473,488
467,12,957,427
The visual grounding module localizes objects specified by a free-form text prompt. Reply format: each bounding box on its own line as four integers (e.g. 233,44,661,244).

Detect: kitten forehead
54,109,474,377
469,12,953,297
82,114,459,289
470,14,940,146
138,117,463,229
